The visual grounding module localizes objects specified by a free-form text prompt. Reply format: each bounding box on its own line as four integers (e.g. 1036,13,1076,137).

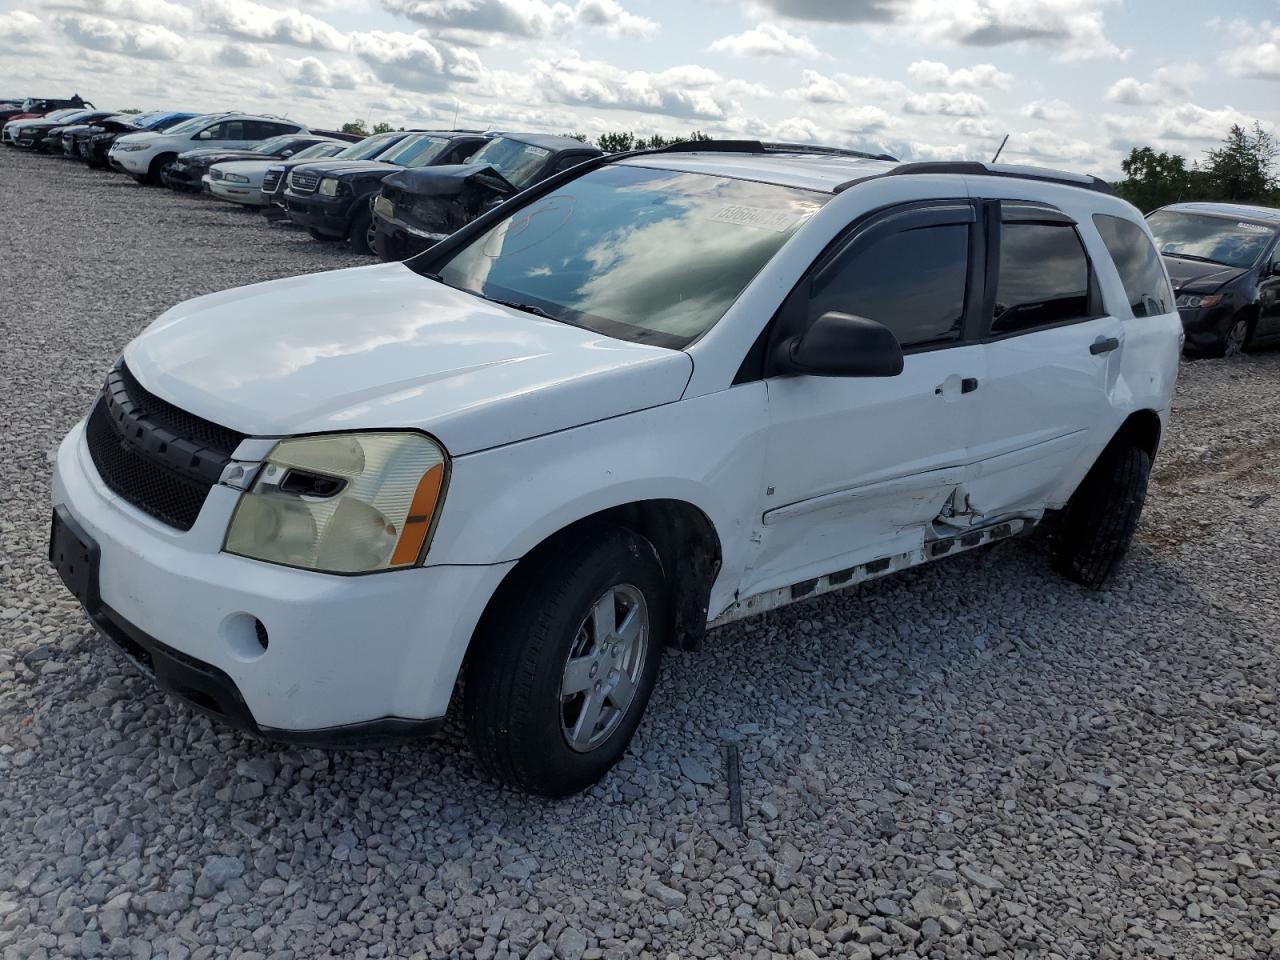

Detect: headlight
1176,293,1223,309
225,432,448,574
318,177,344,197
115,143,149,152
223,172,250,183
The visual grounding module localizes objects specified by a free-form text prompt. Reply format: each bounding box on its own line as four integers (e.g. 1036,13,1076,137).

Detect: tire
1220,316,1251,359
146,153,176,186
348,203,375,255
464,523,668,796
1052,443,1151,589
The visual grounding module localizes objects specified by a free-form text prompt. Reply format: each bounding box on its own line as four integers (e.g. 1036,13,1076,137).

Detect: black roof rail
655,139,899,163
761,141,899,162
834,160,1113,195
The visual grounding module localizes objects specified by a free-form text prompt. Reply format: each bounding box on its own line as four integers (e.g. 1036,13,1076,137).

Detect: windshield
163,115,213,136
468,137,553,187
291,141,343,161
383,135,451,168
335,133,399,160
1147,210,1277,269
251,135,297,154
151,114,190,131
433,164,826,347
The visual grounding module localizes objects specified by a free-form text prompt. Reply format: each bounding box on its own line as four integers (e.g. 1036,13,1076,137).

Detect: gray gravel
3,146,1280,960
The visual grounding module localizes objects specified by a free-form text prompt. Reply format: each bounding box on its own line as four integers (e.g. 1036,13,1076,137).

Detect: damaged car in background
372,133,603,261
284,130,491,253
70,112,198,168
208,140,350,208
259,130,417,221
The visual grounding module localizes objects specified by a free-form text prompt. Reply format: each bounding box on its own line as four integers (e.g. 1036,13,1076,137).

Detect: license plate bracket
49,506,100,611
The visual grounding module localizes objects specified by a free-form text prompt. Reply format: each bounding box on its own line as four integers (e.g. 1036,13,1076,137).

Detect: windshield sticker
1236,222,1271,233
707,204,806,232
525,146,551,158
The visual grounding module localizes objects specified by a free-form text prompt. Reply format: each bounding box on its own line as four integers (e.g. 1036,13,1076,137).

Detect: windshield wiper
1167,252,1231,266
488,296,557,320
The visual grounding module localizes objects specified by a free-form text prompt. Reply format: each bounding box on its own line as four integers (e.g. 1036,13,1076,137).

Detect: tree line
1113,123,1279,212
341,120,710,153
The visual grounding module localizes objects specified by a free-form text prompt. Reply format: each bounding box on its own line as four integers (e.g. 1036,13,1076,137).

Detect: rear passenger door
746,201,986,596
965,201,1123,517
201,120,252,149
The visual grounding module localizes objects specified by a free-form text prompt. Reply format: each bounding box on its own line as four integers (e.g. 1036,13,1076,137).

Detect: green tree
372,121,394,134
596,130,714,153
119,108,142,115
1201,123,1278,204
1112,147,1197,213
342,120,369,136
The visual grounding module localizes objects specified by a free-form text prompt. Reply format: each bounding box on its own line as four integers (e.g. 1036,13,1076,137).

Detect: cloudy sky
2,0,1279,178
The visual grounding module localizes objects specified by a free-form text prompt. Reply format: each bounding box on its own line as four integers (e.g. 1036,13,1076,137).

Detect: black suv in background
261,130,414,220
284,130,490,253
1148,202,1280,357
372,133,603,261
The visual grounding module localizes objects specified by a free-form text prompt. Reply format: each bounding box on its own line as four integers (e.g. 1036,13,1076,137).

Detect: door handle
1090,336,1120,355
961,377,979,394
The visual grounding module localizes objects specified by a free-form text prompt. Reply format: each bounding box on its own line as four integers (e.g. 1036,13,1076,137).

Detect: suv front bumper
51,419,513,739
372,205,445,261
283,190,352,238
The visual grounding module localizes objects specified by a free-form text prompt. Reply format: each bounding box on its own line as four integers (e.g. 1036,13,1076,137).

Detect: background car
1149,201,1280,357
108,113,308,185
76,111,197,168
26,110,116,153
283,130,489,253
0,95,91,133
207,140,349,207
163,133,339,192
259,130,415,220
3,107,88,146
373,133,603,261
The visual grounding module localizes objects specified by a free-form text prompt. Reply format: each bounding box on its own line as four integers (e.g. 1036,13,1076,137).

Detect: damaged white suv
51,144,1181,795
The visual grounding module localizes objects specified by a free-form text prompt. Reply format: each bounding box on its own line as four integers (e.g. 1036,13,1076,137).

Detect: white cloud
1224,24,1280,79
709,22,822,58
907,59,1013,89
532,53,735,119
1105,66,1198,105
53,13,186,60
45,0,194,31
216,42,275,67
784,69,907,102
574,0,658,37
1021,98,1073,122
200,0,347,50
348,29,472,91
0,9,42,44
903,91,988,117
282,55,362,90
380,0,572,38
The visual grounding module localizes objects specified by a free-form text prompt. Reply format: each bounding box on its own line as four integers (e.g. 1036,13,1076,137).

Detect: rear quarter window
1093,214,1173,318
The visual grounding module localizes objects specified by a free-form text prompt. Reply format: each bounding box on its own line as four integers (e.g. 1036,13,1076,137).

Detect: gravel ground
2,146,1280,960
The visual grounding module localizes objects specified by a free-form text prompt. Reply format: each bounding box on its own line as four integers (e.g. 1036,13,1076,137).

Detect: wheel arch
1110,408,1162,459
472,498,724,655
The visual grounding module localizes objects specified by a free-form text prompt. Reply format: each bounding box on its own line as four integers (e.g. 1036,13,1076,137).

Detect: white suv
50,145,1181,795
107,112,307,184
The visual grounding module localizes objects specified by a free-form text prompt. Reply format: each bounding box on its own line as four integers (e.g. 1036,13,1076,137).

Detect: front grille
289,171,319,193
84,364,245,531
262,170,281,194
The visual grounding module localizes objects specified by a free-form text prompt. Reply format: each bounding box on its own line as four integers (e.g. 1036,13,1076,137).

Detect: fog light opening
253,619,269,651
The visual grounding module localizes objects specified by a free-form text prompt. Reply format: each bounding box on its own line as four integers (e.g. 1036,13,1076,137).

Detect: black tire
1052,443,1151,588
464,523,668,796
146,153,176,186
1218,315,1252,359
348,203,375,255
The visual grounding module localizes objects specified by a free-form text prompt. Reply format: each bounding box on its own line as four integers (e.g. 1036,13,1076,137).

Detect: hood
293,158,398,179
122,263,691,456
1161,255,1248,294
178,147,261,163
383,162,515,199
113,130,161,147
211,159,274,175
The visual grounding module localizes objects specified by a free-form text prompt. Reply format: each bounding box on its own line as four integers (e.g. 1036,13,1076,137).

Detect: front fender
425,385,771,615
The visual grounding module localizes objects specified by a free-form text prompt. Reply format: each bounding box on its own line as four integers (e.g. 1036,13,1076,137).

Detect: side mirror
773,312,905,378
195,130,211,140
282,149,294,157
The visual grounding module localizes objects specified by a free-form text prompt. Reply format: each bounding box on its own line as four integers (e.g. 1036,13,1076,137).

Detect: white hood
123,263,693,456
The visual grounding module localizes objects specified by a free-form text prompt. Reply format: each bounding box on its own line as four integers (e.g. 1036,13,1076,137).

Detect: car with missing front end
1147,201,1280,357
371,132,603,261
283,130,491,253
50,143,1182,796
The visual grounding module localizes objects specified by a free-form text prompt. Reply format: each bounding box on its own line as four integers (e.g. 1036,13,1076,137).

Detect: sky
3,0,1280,179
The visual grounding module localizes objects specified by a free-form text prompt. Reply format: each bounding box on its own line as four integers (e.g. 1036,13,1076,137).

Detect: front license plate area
49,506,100,610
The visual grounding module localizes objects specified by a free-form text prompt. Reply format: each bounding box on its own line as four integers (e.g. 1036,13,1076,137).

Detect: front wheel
1221,316,1250,359
464,524,668,796
347,203,376,255
1052,443,1151,588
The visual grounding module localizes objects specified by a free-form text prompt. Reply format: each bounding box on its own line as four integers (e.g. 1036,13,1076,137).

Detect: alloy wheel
1224,319,1248,359
559,584,649,753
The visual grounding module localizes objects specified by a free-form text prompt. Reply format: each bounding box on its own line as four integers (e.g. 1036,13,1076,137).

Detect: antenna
452,99,460,129
991,134,1009,164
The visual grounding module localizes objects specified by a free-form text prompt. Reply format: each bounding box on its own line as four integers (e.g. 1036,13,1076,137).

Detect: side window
809,224,969,348
555,154,590,173
1092,214,1173,317
992,222,1091,335
244,121,275,139
206,121,245,140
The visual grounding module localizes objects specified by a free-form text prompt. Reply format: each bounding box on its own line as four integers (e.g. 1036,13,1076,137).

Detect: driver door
741,201,987,598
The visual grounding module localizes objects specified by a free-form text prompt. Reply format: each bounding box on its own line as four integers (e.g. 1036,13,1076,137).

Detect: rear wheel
464,524,667,796
1052,443,1151,588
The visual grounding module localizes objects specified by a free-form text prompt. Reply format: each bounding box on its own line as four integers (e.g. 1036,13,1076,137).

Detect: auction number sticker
708,203,806,232
1237,222,1271,233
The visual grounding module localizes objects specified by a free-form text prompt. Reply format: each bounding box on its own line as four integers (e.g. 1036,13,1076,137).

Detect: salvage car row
2,97,602,261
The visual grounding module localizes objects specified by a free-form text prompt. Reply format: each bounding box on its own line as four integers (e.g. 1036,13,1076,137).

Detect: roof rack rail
655,139,899,163
760,141,899,162
834,160,1113,195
